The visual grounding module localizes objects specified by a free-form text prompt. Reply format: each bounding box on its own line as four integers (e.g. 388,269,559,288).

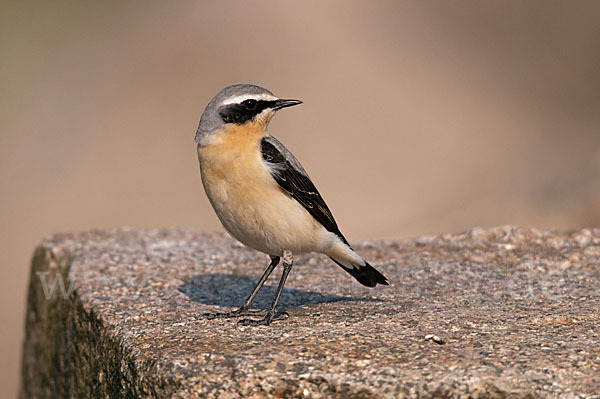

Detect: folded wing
260,135,348,245
260,135,389,287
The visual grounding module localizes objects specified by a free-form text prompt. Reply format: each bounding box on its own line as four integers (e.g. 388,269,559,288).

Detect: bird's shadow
178,273,382,310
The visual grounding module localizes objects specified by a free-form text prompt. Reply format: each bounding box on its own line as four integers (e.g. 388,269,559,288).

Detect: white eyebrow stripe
221,93,278,106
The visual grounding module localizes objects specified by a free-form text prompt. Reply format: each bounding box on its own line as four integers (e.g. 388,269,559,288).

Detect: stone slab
20,227,600,398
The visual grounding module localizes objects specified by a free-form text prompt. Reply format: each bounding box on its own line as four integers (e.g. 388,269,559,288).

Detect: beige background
2,1,600,396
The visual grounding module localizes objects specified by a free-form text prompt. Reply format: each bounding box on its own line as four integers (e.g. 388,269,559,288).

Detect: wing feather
260,136,348,245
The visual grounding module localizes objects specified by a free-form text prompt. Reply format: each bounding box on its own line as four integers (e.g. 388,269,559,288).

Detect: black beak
272,99,303,110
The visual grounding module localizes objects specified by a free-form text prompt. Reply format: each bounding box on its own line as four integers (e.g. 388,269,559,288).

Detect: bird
195,84,388,326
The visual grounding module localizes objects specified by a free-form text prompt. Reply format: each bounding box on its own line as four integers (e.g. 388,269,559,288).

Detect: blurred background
2,0,600,396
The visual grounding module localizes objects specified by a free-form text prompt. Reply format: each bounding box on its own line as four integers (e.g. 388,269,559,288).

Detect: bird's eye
242,99,258,110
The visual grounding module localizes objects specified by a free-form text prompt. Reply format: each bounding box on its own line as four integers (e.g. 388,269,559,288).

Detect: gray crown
195,84,275,145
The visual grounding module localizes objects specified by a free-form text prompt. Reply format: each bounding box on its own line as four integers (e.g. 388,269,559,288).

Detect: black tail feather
329,258,389,287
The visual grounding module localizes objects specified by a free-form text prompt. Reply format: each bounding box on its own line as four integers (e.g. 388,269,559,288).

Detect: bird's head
195,84,302,146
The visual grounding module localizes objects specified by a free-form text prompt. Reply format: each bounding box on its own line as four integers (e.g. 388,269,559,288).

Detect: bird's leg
204,255,280,319
239,250,294,326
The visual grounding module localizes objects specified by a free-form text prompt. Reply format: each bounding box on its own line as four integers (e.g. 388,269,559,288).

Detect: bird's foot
203,308,266,320
237,311,289,326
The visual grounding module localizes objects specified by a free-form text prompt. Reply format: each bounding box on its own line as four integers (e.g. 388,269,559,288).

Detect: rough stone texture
20,226,600,398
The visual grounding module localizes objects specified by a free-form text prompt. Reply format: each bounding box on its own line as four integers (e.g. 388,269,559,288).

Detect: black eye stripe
219,100,277,124
242,99,257,110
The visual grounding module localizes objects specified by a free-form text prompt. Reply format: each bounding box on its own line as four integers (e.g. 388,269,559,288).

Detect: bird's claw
237,311,289,326
203,308,267,320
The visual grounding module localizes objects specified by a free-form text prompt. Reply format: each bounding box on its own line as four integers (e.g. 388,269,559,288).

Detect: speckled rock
20,226,600,398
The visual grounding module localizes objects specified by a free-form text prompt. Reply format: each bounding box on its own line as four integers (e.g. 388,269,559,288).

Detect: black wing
260,136,349,245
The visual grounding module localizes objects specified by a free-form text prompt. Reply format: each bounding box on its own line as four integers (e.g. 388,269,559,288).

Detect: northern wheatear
195,84,388,326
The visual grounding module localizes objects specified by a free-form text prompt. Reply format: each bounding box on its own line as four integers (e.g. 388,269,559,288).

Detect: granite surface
20,226,600,398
